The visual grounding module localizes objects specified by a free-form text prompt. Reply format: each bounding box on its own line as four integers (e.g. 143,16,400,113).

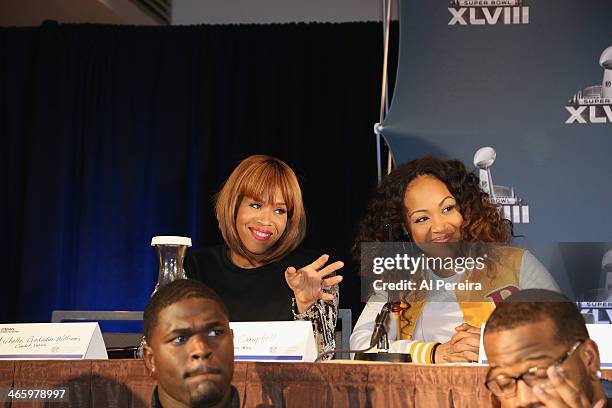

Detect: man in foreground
143,279,238,408
483,289,610,408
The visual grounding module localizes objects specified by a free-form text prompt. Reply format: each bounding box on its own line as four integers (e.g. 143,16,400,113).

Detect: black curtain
1,21,397,325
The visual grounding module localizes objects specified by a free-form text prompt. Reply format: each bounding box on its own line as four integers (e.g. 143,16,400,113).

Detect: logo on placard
473,147,529,224
0,327,18,334
566,46,612,124
448,0,529,26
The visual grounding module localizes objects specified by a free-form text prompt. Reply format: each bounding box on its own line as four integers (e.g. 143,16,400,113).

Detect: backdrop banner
383,0,612,301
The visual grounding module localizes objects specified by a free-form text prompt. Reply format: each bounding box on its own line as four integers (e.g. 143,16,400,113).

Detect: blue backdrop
382,0,612,302
1,22,389,324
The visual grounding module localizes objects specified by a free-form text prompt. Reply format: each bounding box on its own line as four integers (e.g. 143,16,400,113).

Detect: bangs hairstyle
215,155,306,265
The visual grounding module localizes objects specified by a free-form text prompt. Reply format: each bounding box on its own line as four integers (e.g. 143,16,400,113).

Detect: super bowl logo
448,0,529,26
474,147,530,224
578,303,612,324
565,46,612,124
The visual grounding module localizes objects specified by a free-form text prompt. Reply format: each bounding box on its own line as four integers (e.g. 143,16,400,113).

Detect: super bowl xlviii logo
448,0,529,26
565,46,612,124
473,147,529,224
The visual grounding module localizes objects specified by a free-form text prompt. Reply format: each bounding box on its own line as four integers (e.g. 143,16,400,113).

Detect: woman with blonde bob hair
186,155,343,356
215,155,306,266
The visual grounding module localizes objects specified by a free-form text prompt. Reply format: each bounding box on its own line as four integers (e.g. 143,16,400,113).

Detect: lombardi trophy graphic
473,147,529,224
577,250,612,324
473,147,496,201
604,249,612,292
568,45,612,106
601,46,612,99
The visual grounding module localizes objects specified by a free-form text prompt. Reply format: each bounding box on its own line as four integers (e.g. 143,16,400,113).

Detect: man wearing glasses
483,289,610,408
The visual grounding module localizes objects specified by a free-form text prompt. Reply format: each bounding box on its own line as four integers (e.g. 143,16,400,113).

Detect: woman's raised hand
285,254,344,313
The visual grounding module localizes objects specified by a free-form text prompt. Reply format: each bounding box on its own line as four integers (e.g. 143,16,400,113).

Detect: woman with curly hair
350,156,558,364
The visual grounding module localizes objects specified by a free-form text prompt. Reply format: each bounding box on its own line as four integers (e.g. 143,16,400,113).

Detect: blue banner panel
384,0,612,242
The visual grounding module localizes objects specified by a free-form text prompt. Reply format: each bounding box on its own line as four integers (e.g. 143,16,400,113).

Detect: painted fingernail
556,366,564,377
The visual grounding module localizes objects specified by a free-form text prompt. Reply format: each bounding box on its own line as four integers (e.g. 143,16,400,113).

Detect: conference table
0,360,610,407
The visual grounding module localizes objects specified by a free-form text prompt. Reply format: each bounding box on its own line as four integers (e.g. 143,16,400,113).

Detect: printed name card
230,321,317,362
478,323,487,365
478,323,612,367
0,323,108,360
586,324,612,368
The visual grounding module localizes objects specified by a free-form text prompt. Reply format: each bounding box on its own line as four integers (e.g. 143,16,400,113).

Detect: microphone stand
315,303,411,363
353,324,411,363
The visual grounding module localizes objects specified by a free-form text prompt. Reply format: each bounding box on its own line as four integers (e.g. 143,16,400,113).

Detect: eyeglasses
485,340,583,398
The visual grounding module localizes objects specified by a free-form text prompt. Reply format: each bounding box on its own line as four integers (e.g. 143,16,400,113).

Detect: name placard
586,324,612,368
0,323,107,360
230,321,317,362
478,324,612,367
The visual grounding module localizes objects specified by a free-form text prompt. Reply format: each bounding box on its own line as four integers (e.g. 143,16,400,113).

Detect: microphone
315,302,410,363
354,301,411,362
314,302,396,362
370,302,392,347
384,222,393,241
